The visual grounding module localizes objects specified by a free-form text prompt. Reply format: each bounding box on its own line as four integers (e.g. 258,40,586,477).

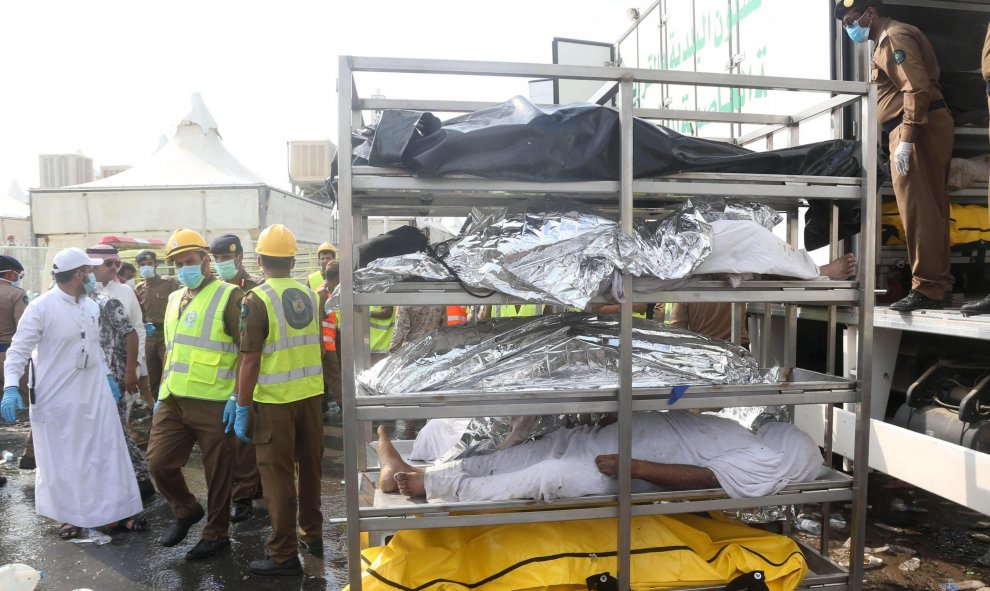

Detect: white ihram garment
424,411,823,503
694,220,822,279
4,288,142,527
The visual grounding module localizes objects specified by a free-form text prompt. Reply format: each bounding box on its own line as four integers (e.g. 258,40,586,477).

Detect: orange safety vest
322,310,337,352
446,305,468,326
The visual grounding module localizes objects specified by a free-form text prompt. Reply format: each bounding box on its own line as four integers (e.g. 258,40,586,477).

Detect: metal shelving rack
338,56,877,591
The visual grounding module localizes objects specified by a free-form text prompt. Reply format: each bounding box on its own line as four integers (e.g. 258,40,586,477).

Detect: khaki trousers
231,437,260,503
254,395,324,562
145,331,167,398
146,396,233,541
322,351,342,406
889,107,955,300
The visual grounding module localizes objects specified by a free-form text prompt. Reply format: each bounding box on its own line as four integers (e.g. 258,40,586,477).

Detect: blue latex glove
144,322,156,336
153,400,160,414
107,376,121,403
1,386,24,423
234,404,251,443
222,395,238,433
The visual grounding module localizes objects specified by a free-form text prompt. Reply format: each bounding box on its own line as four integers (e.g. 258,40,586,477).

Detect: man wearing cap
960,26,990,315
134,250,179,398
307,242,336,291
89,244,152,409
0,254,28,388
836,0,954,312
234,224,324,576
145,229,244,561
210,233,263,522
1,248,142,537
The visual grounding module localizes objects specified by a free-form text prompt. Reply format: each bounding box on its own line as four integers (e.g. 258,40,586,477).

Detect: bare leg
394,472,426,497
377,426,421,493
819,253,857,280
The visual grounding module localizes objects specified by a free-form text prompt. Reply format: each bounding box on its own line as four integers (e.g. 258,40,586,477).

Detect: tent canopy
75,93,265,188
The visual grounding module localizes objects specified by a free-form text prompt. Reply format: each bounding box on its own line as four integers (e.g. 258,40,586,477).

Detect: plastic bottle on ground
0,563,43,591
87,528,112,545
1,450,15,463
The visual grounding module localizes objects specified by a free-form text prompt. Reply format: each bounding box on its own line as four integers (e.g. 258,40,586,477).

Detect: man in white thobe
0,248,142,528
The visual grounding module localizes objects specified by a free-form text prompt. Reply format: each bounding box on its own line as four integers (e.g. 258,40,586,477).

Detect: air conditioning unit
288,140,336,185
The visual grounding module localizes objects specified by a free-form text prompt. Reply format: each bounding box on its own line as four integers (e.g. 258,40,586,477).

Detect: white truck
600,0,990,515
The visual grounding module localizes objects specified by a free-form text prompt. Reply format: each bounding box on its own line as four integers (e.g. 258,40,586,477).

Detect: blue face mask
83,272,97,294
177,264,205,289
844,13,872,44
215,259,239,281
139,265,155,279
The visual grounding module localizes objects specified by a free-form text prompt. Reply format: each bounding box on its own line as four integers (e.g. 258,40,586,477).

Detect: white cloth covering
4,287,143,527
424,411,823,503
409,418,472,462
694,220,822,279
96,280,147,378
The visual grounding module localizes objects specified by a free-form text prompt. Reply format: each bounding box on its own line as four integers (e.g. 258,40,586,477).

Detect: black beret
835,0,881,20
135,250,157,264
0,254,23,273
210,234,243,255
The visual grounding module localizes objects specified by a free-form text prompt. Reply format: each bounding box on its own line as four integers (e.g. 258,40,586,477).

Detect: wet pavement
0,419,350,591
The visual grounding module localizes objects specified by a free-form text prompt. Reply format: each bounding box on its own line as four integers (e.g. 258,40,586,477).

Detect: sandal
102,516,147,534
59,524,81,540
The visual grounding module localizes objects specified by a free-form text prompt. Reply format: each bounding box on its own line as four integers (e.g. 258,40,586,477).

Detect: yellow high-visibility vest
160,279,238,401
251,278,324,404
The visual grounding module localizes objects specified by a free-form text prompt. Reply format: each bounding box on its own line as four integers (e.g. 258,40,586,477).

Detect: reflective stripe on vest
369,305,395,353
252,279,324,404
160,279,238,401
322,310,337,352
446,305,467,326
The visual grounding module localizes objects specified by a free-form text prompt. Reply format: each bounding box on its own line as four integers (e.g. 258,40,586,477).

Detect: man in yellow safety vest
146,228,244,561
307,242,336,291
233,224,324,576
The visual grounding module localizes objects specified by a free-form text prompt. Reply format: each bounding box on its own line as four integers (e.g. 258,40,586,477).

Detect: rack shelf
337,55,877,591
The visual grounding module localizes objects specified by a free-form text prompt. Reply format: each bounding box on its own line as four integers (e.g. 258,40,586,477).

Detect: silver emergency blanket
330,206,712,310
328,199,782,311
359,312,764,394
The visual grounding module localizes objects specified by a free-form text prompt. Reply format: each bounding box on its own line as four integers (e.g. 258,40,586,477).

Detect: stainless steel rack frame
337,55,877,591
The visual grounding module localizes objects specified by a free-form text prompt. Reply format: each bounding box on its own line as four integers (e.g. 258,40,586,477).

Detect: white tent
30,93,334,256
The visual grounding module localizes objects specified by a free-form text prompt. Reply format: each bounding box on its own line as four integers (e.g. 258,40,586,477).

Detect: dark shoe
889,290,943,313
185,537,230,561
230,500,253,522
137,478,156,501
250,555,303,576
961,295,990,317
160,503,205,547
0,475,6,487
299,537,323,557
18,455,35,470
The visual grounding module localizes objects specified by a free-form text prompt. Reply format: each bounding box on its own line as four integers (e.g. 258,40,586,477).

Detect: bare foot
819,253,857,280
377,425,417,494
395,471,427,497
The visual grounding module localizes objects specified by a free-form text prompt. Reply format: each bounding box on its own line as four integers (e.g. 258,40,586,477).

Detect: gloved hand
153,400,160,414
1,386,24,423
893,142,913,176
234,404,251,444
222,395,238,433
107,376,121,403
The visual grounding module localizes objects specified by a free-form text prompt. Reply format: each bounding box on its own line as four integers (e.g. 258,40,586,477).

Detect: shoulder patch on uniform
893,49,906,64
22,295,28,304
240,302,249,319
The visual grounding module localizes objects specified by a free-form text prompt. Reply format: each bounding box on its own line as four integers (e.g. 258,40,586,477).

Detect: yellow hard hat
317,241,337,255
165,228,210,259
255,224,297,257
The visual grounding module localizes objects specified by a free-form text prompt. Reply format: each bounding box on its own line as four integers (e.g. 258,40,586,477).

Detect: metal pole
338,55,363,591
850,54,879,591
617,76,635,591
